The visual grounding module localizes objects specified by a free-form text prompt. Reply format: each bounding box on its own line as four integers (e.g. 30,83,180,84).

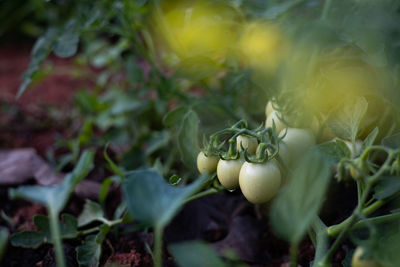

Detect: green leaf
18,28,58,98
76,225,110,267
145,131,170,156
103,147,124,179
371,223,400,266
9,150,94,213
11,231,45,249
11,213,78,249
78,200,105,227
33,215,51,240
373,177,400,200
382,132,400,149
270,149,331,244
326,97,369,142
122,170,207,228
177,110,200,168
99,177,115,205
59,214,78,239
362,127,379,151
170,241,227,267
316,140,351,163
0,228,9,261
53,22,79,58
163,106,189,127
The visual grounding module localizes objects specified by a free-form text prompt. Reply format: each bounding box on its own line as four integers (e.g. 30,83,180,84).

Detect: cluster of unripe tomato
197,101,316,204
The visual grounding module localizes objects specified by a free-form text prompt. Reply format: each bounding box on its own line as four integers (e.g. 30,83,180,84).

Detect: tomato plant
4,0,400,267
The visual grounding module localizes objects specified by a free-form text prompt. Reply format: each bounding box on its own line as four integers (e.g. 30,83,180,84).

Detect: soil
0,44,349,267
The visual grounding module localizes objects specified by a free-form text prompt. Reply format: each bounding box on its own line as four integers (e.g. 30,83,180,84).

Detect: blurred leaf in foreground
170,241,227,267
270,149,331,244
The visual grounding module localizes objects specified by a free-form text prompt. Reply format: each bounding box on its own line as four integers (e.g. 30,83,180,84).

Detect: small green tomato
266,110,285,133
280,128,316,165
236,135,258,154
197,152,219,174
239,161,281,204
351,247,380,267
217,158,244,190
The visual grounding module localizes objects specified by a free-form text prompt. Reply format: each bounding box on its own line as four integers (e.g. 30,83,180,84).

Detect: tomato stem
289,242,298,267
153,226,163,267
183,188,218,204
49,208,66,267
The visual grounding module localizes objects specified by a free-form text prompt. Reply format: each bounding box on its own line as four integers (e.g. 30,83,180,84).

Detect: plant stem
184,188,218,204
312,218,329,267
153,226,163,267
352,212,400,231
49,208,66,267
326,199,385,237
78,218,123,237
289,242,299,267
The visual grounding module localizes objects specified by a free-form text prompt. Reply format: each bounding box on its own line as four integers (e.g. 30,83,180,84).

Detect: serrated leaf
170,241,227,267
76,225,110,267
270,149,331,244
362,127,379,151
177,110,200,168
163,106,189,127
9,150,94,213
316,140,351,162
33,215,51,239
382,132,400,149
122,170,207,228
0,228,9,261
78,200,105,227
373,177,400,200
11,231,45,249
60,214,78,238
326,97,368,142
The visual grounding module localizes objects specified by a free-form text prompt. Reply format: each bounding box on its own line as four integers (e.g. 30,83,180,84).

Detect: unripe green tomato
266,110,286,133
352,247,380,267
197,152,219,174
236,135,258,154
265,101,274,117
239,161,281,204
217,158,244,190
279,128,316,165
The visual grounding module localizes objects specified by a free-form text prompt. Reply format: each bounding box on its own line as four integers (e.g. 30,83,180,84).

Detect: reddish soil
0,45,92,155
0,45,88,107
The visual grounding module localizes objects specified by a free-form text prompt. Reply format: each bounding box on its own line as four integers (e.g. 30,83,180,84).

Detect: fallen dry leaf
0,148,100,199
